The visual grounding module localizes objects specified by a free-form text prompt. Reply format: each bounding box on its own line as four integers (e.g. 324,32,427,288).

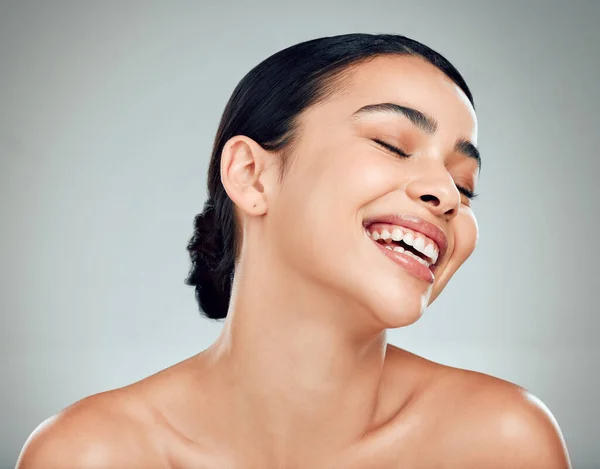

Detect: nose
404,169,460,220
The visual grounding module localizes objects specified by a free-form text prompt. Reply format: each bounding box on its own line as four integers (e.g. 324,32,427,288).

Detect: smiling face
257,54,479,329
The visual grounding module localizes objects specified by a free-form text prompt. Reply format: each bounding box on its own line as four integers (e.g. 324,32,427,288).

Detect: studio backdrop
1,1,598,468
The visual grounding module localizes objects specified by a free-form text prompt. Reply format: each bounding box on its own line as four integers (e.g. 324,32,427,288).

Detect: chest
158,423,449,469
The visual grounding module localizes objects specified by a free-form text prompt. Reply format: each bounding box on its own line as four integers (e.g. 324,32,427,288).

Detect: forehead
307,55,478,142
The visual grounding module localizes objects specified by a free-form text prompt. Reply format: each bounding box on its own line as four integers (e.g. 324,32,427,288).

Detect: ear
220,135,277,217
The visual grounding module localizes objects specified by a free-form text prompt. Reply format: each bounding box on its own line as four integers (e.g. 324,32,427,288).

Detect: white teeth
402,249,430,266
424,243,439,264
374,235,432,267
391,228,403,241
411,236,436,264
424,243,435,259
403,232,415,246
416,256,429,266
368,226,440,266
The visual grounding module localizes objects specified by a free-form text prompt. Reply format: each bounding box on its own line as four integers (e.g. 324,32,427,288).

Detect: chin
359,277,434,330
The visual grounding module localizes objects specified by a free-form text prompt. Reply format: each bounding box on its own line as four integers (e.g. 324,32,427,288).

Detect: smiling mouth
362,214,448,264
365,224,439,268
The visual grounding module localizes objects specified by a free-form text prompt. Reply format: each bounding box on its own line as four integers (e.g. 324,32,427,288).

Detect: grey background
1,1,598,467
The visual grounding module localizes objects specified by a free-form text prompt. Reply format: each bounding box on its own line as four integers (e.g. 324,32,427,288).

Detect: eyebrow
352,102,481,170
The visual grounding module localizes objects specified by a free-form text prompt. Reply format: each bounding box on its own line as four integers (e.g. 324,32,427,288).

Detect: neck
202,243,393,465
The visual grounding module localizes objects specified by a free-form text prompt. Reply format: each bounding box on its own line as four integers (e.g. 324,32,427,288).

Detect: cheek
429,208,478,304
455,207,479,262
268,149,394,280
342,151,401,206
302,146,396,218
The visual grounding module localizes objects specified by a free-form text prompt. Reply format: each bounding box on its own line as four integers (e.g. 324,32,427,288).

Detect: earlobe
220,135,270,216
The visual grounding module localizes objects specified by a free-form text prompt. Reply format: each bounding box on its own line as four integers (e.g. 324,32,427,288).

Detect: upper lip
362,213,448,265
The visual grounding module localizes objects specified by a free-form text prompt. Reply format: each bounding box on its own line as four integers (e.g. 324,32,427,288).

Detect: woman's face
266,55,479,329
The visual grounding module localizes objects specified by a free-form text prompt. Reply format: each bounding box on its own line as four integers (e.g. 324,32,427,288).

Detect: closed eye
372,138,411,157
372,138,478,201
457,186,478,200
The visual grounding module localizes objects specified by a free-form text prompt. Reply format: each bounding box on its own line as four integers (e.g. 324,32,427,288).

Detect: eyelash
372,138,479,201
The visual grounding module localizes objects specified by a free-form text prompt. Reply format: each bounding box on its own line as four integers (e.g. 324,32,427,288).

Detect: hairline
274,52,474,180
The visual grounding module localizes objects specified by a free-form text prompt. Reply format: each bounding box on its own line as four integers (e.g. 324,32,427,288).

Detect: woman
17,33,570,468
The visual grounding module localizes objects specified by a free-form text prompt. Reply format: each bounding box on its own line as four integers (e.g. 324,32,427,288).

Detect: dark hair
185,33,474,320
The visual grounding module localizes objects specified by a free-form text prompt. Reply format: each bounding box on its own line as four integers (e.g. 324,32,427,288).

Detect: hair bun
185,199,231,320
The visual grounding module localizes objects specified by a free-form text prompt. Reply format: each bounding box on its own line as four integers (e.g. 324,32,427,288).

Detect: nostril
420,194,440,206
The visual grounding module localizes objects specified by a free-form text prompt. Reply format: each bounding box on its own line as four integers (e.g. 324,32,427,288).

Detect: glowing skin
227,55,479,333
17,56,570,469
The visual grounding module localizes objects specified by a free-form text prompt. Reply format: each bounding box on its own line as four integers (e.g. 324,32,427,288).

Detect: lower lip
371,239,435,284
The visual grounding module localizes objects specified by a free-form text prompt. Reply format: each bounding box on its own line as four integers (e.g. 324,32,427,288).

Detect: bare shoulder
432,365,572,468
16,389,164,469
382,347,570,468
